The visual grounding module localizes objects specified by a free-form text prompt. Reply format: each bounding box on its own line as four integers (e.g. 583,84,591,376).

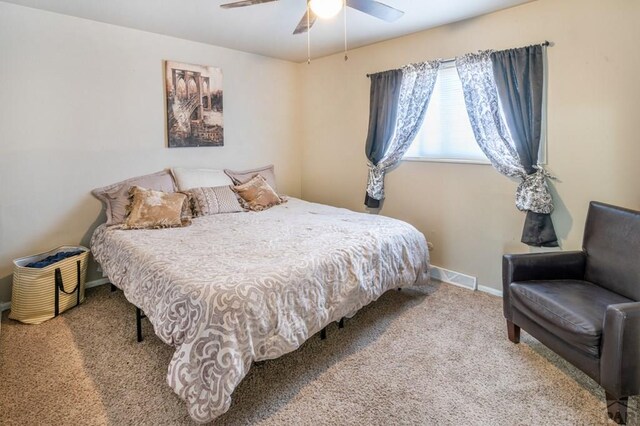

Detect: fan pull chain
307,2,311,64
343,0,348,61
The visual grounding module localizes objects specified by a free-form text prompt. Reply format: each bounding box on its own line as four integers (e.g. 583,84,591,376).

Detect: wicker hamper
9,246,89,324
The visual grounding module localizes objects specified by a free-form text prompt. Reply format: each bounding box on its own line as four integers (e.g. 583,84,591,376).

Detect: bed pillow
182,186,244,217
224,164,277,192
92,170,177,225
122,186,190,230
233,175,284,212
171,167,233,191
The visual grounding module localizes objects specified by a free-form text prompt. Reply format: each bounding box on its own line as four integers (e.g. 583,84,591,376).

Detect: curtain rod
366,40,551,78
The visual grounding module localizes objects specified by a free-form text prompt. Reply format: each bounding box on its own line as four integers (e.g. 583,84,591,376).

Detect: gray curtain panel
491,45,558,247
364,69,403,208
491,45,543,173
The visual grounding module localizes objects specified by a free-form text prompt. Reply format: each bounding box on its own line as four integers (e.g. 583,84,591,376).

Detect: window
403,61,488,163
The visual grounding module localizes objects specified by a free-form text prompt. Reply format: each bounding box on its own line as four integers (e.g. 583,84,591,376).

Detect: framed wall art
165,61,223,147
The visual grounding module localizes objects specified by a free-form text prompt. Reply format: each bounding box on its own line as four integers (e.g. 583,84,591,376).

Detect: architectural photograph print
165,61,223,147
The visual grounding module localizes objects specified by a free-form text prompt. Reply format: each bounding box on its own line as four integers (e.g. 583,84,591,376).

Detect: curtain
491,45,558,247
455,51,525,179
364,69,403,208
365,61,441,208
457,49,558,247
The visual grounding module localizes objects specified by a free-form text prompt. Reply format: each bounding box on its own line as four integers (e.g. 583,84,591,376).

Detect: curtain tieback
515,166,555,214
532,164,557,180
366,163,386,201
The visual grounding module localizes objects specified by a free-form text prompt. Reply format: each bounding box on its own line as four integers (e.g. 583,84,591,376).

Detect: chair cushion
510,279,632,357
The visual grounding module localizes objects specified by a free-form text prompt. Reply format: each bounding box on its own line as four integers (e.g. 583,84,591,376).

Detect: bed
91,197,430,422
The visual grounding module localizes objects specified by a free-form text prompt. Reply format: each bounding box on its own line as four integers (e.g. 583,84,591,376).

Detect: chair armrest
601,302,640,397
502,251,586,320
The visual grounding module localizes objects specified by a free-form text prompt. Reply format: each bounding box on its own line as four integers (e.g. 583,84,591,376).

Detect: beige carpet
0,282,637,425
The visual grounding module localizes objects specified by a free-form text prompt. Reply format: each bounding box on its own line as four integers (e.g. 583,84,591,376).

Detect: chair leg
507,320,520,344
606,392,628,425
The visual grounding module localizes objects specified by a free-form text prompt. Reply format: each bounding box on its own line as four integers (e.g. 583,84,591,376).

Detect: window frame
401,60,548,166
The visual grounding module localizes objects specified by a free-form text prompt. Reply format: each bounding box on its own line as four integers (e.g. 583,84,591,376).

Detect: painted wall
2,0,639,305
299,0,640,291
0,2,301,303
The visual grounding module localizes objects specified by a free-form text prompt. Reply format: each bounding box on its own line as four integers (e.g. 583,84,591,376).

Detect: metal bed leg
136,307,144,343
110,283,117,292
320,327,327,340
338,318,345,329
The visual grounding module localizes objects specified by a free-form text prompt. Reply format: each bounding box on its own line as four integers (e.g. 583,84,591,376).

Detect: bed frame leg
320,327,327,340
110,283,117,292
136,307,143,343
338,318,345,329
397,288,401,291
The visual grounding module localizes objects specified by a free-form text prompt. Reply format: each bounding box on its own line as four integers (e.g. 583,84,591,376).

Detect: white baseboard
85,278,110,289
430,265,477,291
478,285,503,297
430,265,503,297
0,278,110,313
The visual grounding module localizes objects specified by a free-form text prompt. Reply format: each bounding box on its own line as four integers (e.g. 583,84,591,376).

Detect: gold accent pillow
122,186,191,229
91,170,177,225
233,175,285,212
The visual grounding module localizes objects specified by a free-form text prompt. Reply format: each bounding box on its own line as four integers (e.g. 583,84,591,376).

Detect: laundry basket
9,246,89,324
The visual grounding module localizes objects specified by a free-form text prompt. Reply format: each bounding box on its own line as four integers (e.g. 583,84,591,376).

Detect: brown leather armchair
503,201,640,424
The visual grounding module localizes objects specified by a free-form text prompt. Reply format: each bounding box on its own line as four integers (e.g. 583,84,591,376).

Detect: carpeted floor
0,282,637,425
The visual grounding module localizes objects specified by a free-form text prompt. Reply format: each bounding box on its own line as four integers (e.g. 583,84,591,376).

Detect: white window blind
404,63,488,163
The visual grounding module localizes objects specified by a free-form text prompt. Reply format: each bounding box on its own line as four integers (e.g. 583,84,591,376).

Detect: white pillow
171,168,233,190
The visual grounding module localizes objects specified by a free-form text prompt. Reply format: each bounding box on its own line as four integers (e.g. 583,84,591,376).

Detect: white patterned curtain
455,51,526,179
366,60,441,203
456,51,555,218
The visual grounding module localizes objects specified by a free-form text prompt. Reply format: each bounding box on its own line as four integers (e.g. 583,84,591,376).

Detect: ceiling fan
220,0,404,35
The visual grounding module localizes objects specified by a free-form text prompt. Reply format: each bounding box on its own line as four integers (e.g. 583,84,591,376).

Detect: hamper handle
54,260,82,317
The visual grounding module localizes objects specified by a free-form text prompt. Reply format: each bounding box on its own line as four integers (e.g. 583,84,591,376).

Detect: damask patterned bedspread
91,198,430,423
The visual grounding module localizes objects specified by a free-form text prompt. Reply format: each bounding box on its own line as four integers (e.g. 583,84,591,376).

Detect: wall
0,2,301,303
299,0,640,291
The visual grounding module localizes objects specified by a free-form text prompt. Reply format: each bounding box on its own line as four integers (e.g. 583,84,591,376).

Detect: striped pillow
182,186,244,217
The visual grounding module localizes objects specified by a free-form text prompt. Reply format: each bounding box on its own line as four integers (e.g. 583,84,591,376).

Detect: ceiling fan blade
346,0,404,22
293,9,317,35
220,0,277,9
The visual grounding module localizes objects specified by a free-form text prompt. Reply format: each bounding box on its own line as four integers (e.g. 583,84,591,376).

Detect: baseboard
0,278,110,313
430,265,477,291
430,265,503,297
478,285,503,298
85,278,110,289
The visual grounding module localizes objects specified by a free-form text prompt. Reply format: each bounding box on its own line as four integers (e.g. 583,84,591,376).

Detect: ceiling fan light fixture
309,0,343,19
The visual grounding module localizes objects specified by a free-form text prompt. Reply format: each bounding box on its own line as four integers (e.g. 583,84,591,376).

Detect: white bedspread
91,198,430,422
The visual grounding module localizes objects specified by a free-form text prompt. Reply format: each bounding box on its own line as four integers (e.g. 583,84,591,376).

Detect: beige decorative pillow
91,170,177,225
233,175,284,212
181,186,244,217
122,186,191,230
224,164,278,192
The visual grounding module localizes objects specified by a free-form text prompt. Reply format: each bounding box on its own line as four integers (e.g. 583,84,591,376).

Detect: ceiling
2,0,534,62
